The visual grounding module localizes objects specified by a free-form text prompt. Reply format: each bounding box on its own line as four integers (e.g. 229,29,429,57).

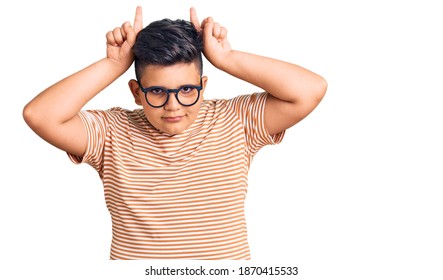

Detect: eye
149,88,165,95
180,86,194,94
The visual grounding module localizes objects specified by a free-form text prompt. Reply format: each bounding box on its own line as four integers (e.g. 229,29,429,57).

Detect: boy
23,7,327,260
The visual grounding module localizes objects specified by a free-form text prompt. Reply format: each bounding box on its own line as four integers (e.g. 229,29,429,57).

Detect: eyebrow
138,78,202,89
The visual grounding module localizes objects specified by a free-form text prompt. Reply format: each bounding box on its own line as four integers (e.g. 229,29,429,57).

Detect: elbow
302,76,327,113
23,101,43,130
318,76,328,99
313,76,328,105
304,77,327,115
23,102,33,126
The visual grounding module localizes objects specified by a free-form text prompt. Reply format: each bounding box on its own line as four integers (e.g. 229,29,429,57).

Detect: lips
162,116,183,122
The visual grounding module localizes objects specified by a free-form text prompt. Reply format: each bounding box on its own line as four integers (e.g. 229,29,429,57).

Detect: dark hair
133,19,203,80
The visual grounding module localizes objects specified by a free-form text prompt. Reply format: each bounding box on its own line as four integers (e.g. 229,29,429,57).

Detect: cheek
186,104,202,119
143,109,159,123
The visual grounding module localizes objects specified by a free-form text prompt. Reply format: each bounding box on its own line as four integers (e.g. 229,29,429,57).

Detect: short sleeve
227,92,285,156
67,110,109,175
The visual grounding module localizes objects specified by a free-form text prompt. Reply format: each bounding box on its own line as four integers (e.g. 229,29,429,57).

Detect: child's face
130,62,207,135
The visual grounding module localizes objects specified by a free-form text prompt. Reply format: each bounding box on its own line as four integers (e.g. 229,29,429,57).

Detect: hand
106,6,143,69
190,7,232,68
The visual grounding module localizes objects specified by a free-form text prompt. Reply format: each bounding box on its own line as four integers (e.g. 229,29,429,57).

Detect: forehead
140,62,200,86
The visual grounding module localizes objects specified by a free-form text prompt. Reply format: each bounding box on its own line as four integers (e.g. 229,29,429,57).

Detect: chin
160,126,186,136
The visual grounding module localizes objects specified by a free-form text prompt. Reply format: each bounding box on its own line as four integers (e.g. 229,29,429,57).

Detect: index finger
190,7,201,32
134,6,143,33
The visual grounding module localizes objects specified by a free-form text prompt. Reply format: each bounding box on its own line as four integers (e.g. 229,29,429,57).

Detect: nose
164,92,182,111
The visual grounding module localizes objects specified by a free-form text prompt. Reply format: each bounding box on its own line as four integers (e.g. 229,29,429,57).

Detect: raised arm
23,7,143,157
190,8,327,136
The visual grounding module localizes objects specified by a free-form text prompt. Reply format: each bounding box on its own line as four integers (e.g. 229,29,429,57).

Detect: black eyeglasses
137,78,203,108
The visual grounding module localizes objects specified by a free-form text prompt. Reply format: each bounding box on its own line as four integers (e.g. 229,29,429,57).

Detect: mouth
162,116,184,123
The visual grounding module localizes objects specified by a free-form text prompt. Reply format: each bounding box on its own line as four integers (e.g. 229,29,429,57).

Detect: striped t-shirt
68,92,285,260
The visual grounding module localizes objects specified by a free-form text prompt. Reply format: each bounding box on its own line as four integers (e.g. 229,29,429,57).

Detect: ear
201,76,208,96
128,79,143,105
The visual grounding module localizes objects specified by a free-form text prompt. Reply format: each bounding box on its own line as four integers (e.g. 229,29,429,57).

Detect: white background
1,0,442,279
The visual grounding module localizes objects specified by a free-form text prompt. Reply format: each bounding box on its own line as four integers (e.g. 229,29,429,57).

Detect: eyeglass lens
147,86,200,107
